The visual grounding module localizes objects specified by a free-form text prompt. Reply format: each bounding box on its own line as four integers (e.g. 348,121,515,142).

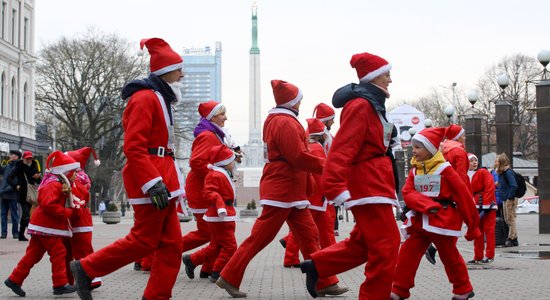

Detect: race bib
414,174,441,197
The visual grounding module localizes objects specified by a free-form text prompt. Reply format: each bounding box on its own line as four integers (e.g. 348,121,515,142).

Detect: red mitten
465,228,481,241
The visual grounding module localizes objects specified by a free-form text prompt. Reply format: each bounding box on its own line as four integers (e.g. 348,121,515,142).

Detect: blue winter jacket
498,169,518,201
0,161,18,200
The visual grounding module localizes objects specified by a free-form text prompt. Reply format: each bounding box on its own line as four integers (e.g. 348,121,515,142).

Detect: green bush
107,202,118,212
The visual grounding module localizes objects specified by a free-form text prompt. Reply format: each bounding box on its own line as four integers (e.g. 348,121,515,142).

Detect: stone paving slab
1,210,549,299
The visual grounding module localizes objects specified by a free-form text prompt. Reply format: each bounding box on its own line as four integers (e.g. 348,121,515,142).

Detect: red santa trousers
9,235,68,288
191,221,237,272
64,232,95,284
182,213,214,273
392,220,473,298
311,204,400,300
473,210,496,260
284,209,336,266
80,200,182,300
220,205,339,290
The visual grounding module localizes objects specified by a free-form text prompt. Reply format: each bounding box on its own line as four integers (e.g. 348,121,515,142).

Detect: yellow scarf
411,151,446,175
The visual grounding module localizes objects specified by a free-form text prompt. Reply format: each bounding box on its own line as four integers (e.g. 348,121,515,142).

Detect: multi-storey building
174,42,222,174
0,0,39,156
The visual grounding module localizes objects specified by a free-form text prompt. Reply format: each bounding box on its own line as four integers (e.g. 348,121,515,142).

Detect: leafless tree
35,29,146,203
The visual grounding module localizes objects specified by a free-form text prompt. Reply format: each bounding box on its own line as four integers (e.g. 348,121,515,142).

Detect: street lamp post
534,49,550,233
494,73,514,168
464,90,483,165
444,105,455,125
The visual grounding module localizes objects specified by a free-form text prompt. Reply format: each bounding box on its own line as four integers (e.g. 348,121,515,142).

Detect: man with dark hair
0,150,21,239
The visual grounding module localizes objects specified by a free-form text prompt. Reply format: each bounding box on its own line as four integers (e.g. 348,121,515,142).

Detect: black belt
148,147,174,158
435,200,456,208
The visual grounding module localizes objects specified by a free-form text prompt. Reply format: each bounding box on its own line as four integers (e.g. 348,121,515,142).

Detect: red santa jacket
122,89,184,205
322,98,398,209
308,141,328,211
260,108,324,208
442,140,472,194
185,130,223,213
202,166,237,222
401,152,479,238
469,168,496,210
70,170,93,233
28,179,75,237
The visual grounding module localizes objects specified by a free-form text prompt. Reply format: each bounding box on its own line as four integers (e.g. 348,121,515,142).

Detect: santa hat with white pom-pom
66,147,101,170
139,38,183,76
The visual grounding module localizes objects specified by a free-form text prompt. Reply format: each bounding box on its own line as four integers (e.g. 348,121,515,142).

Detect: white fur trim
451,128,465,141
412,133,438,155
71,226,94,233
206,103,224,120
141,177,162,194
94,160,101,167
127,189,183,205
28,224,72,237
343,196,399,210
267,107,299,120
279,89,303,108
422,214,462,237
331,190,351,206
91,277,102,284
217,208,228,216
259,199,310,209
189,208,208,214
308,200,328,212
202,215,238,222
214,153,236,167
152,62,183,76
318,115,335,122
359,64,392,83
50,162,80,175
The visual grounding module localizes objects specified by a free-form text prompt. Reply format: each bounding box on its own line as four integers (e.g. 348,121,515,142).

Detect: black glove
148,181,170,209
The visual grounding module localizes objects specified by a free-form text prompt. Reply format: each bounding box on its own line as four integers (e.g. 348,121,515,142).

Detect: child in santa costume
281,118,336,268
390,127,480,300
70,37,185,300
425,124,473,264
301,52,401,300
216,80,348,298
466,153,497,264
182,100,232,278
4,150,80,297
182,144,238,283
62,147,102,289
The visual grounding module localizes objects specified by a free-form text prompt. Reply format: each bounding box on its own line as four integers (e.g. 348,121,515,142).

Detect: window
11,8,15,45
11,77,16,119
1,2,6,40
23,17,28,50
0,72,4,115
23,83,27,122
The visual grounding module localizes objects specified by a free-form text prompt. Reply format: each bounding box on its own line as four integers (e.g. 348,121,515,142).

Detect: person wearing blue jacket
494,153,518,247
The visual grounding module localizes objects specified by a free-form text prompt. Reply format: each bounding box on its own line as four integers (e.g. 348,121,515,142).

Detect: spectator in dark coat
0,150,21,239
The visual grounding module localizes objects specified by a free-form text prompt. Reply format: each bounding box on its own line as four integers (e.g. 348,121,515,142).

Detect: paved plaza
1,209,549,299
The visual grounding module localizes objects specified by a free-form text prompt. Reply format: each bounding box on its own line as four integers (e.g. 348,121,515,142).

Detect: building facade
0,0,38,156
174,42,222,174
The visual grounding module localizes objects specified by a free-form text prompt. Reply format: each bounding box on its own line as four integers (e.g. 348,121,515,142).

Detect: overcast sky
35,0,550,145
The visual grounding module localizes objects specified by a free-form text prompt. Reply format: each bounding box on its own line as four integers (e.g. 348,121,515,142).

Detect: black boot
53,284,77,295
134,262,142,271
425,244,437,265
4,278,26,297
70,260,93,300
209,271,220,283
279,238,287,249
182,254,196,279
199,271,212,279
18,219,29,241
512,238,519,246
300,260,319,298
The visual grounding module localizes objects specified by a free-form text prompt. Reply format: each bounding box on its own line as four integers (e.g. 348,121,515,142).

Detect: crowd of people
1,37,524,300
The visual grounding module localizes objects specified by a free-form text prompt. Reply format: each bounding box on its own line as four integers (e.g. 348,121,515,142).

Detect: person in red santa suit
182,100,236,278
4,151,80,297
466,153,497,264
280,118,337,268
61,147,103,289
182,145,238,283
300,52,401,299
425,123,472,265
216,80,348,298
70,38,185,300
390,127,480,300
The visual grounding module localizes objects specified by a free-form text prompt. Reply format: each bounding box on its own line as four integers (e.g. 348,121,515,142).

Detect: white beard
168,82,183,103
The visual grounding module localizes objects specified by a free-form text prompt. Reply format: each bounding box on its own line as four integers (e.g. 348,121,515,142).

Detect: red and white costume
283,119,336,267
78,38,184,300
468,153,497,261
9,151,79,289
189,145,237,274
392,128,480,299
219,80,339,293
310,52,401,300
442,124,472,194
183,100,226,274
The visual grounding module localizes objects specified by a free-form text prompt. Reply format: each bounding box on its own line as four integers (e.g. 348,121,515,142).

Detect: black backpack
505,169,527,198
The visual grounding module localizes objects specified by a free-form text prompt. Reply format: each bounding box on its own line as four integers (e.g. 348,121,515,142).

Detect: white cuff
217,208,227,217
331,190,351,206
141,177,162,194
